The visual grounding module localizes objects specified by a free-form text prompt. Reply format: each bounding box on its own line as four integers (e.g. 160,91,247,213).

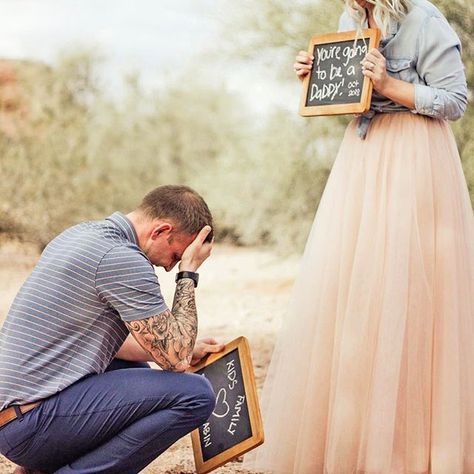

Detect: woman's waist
369,93,410,114
354,109,448,139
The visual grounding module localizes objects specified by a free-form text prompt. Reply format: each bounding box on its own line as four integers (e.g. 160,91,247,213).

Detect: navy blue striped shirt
0,212,168,410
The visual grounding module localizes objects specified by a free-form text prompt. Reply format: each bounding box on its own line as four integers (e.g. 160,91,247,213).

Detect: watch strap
175,271,199,288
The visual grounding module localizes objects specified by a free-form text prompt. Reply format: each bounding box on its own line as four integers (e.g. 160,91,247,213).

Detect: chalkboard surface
189,337,264,474
300,29,381,116
196,348,252,460
307,38,367,106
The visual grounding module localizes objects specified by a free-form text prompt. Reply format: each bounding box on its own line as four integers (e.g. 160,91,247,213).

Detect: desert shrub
0,0,472,251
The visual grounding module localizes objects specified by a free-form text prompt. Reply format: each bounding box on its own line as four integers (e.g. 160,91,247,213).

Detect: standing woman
246,0,473,472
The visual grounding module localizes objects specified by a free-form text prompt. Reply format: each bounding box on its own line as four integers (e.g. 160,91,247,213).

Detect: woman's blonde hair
345,0,411,38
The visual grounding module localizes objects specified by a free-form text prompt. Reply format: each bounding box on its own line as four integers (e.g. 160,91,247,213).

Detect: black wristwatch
175,271,199,288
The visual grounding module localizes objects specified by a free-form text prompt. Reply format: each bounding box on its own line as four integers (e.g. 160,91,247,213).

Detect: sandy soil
0,241,299,473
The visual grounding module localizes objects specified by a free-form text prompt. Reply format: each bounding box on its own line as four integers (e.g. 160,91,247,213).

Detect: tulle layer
246,113,474,474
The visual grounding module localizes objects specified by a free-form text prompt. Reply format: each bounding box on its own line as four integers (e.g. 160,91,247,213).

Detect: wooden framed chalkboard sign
300,29,381,116
188,336,264,474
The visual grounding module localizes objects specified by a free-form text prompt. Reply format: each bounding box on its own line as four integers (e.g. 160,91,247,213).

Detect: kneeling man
0,185,223,473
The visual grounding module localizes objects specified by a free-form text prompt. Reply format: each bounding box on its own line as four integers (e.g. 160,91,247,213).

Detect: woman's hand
361,48,391,94
361,48,416,109
294,50,314,81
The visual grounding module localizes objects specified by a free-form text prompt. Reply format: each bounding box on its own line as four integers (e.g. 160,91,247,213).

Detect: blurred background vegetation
0,0,472,251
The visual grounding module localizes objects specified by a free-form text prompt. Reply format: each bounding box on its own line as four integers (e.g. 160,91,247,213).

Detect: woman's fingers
294,51,313,80
296,69,309,77
362,49,386,70
296,50,314,64
361,60,374,70
294,62,312,71
368,48,384,59
361,49,390,93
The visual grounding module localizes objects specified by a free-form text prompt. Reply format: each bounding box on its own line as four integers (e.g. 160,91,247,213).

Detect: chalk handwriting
342,43,367,67
226,359,238,390
227,395,246,435
329,63,342,80
308,39,367,105
310,78,345,101
316,45,341,65
213,388,230,418
202,422,212,448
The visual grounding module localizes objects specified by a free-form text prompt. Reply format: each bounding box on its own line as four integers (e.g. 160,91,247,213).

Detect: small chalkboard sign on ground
188,336,264,474
300,29,381,116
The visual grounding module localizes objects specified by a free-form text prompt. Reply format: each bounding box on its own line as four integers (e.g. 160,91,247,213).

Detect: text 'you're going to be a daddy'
300,29,381,116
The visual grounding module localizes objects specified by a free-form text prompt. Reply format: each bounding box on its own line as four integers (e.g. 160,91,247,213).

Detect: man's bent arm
115,334,152,362
125,278,197,372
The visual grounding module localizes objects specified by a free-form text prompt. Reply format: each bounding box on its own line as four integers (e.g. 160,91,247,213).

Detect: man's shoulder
33,217,154,290
45,218,140,262
98,242,152,272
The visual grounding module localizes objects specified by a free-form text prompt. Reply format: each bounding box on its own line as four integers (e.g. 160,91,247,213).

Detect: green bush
0,0,472,252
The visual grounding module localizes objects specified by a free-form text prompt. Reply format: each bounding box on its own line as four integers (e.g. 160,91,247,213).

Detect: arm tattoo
125,279,197,371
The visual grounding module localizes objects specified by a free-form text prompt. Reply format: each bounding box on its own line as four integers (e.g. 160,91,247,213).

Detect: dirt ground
0,241,299,473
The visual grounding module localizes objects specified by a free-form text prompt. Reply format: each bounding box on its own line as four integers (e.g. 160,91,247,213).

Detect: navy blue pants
0,360,215,473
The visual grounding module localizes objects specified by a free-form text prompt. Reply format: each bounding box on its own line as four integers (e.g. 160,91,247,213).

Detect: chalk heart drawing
212,388,230,418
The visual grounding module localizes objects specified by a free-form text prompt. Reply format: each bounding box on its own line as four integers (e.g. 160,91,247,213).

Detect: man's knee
187,374,216,425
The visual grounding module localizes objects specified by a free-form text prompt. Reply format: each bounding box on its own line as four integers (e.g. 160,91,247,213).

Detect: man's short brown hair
138,185,213,242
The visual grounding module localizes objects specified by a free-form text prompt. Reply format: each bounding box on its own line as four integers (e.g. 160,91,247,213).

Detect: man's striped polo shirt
0,212,168,410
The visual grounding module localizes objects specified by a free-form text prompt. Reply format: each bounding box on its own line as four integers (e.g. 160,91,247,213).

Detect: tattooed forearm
125,278,197,372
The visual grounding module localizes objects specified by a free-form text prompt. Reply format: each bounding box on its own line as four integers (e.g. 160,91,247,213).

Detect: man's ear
150,222,173,240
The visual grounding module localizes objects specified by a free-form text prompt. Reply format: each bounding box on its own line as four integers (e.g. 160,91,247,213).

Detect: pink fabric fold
245,113,474,474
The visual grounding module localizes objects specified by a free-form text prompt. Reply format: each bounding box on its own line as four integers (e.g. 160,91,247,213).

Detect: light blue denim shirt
338,0,468,138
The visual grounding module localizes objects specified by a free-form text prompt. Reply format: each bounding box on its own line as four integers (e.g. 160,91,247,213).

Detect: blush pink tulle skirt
245,113,474,474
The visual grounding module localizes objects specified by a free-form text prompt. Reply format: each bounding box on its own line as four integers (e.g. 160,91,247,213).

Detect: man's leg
7,359,149,474
1,366,215,473
104,359,150,372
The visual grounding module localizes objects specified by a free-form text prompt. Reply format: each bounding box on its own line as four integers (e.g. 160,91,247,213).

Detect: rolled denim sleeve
415,15,467,121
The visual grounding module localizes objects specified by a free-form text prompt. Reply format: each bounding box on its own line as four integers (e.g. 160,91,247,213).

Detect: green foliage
226,0,343,71
214,110,337,248
0,52,100,245
0,0,472,252
0,54,254,247
0,51,340,250
440,0,474,197
222,0,474,240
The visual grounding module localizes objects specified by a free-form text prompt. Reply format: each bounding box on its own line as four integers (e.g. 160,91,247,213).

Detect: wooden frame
300,29,381,116
188,336,264,474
